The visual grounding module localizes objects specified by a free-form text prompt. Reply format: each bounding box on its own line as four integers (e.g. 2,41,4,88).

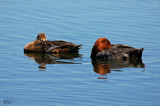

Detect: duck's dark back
96,44,144,59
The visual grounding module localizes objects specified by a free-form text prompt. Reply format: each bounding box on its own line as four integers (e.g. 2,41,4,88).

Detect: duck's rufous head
36,33,47,41
91,38,111,58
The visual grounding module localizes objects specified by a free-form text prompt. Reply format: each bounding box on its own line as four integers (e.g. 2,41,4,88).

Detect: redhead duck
24,33,81,53
91,38,144,59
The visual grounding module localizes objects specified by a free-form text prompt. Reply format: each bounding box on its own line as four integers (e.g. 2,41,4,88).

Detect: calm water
0,0,160,105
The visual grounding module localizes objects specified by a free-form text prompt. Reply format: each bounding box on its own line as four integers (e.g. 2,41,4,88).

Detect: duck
24,33,81,53
91,38,144,59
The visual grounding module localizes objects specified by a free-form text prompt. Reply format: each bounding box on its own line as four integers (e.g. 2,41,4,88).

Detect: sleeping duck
91,38,144,59
24,33,81,53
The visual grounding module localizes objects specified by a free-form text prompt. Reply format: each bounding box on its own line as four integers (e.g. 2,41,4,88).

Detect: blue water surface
0,0,160,106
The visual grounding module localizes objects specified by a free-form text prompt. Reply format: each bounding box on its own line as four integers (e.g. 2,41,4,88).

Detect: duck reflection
24,52,82,70
92,58,145,79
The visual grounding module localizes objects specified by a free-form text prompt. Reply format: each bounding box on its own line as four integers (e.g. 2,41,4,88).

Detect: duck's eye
37,35,40,40
104,41,108,45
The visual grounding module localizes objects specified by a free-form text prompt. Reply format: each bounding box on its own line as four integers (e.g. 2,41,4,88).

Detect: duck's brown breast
24,42,44,52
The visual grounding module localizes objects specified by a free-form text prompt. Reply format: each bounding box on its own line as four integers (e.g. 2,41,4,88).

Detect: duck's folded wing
46,45,60,52
44,40,81,53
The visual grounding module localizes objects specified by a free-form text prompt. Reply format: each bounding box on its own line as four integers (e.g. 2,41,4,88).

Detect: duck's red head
36,33,47,41
91,38,111,58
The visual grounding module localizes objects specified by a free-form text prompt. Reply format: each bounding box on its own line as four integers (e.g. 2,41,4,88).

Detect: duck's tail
130,48,144,58
72,44,82,52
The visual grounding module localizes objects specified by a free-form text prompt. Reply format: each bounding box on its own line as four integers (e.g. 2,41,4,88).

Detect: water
0,0,160,105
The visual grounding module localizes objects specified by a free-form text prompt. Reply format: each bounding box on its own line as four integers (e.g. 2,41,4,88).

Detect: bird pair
24,33,144,59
